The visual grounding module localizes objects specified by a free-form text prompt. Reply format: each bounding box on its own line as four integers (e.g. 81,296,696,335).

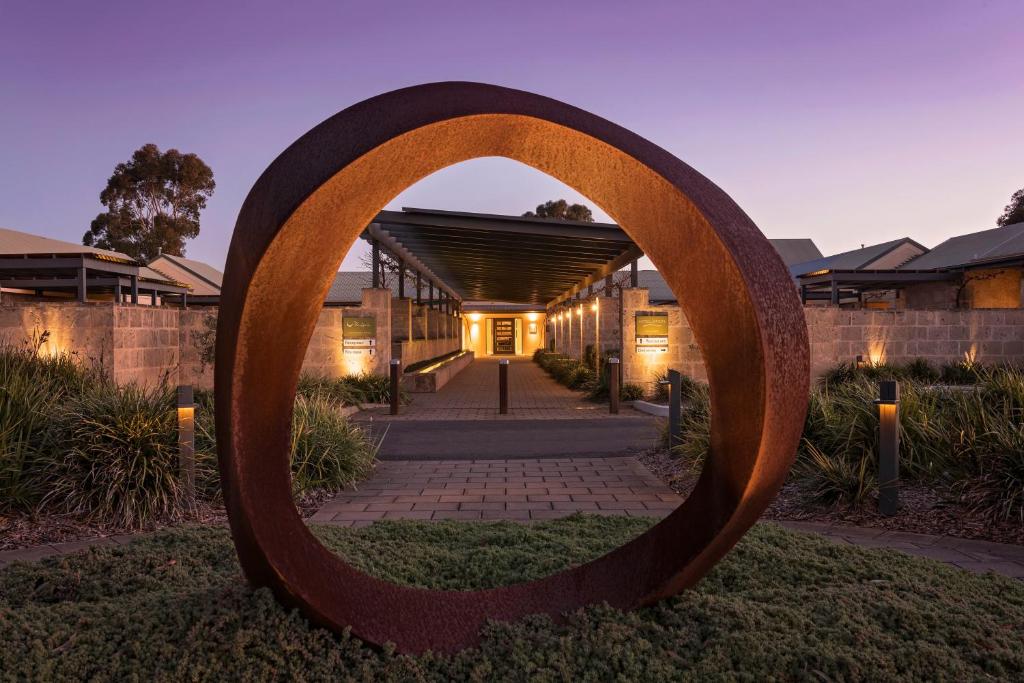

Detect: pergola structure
797,268,955,305
362,208,644,309
0,251,189,304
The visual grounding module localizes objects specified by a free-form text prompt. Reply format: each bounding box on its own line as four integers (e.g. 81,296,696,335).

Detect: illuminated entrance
492,318,516,354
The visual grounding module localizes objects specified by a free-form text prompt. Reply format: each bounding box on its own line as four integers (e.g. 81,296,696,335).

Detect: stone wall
0,288,394,390
615,288,1024,391
112,307,180,387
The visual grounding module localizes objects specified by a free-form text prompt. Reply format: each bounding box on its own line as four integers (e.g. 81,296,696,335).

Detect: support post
668,369,682,447
876,380,900,516
151,290,158,307
371,239,380,288
608,357,620,414
114,281,122,303
130,275,139,304
389,359,401,415
398,260,406,299
429,281,434,309
416,271,422,304
830,279,839,306
630,260,639,287
498,359,509,414
177,385,195,511
800,285,807,305
77,266,87,303
604,275,613,297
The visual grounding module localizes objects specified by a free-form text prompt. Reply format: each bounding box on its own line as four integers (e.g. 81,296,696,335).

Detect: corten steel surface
216,81,810,654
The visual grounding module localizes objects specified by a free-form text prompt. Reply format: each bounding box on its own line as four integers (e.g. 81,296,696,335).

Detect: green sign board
343,316,376,340
635,312,668,339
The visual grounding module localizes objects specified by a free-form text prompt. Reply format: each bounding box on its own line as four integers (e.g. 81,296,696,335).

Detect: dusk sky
2,1,1021,272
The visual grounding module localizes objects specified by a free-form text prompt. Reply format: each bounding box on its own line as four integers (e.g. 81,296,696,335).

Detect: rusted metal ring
216,82,809,654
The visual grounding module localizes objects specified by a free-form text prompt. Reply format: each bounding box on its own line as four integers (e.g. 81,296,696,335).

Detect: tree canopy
523,199,594,222
83,144,215,261
997,187,1024,227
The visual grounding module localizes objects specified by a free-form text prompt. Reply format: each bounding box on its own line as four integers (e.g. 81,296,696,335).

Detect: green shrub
0,346,105,510
289,394,379,494
297,372,404,406
565,365,595,390
620,382,646,401
39,384,180,528
191,389,378,499
672,366,1024,518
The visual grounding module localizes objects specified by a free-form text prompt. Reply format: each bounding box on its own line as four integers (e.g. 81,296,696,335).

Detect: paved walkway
359,357,643,420
310,457,679,523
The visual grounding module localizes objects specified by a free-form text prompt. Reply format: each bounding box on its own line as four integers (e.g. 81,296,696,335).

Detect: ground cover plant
669,359,1024,522
1,516,1022,681
0,344,380,529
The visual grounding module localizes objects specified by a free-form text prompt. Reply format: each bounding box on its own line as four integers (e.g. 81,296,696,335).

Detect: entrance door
492,318,516,354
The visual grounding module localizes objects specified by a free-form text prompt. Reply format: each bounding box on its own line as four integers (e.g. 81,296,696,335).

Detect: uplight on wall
591,301,598,312
469,312,482,322
526,312,538,322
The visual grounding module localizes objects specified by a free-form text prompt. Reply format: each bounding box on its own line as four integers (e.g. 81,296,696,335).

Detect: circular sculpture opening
216,81,809,654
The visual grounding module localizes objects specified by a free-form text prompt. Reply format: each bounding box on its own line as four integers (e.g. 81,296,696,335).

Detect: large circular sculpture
216,81,809,654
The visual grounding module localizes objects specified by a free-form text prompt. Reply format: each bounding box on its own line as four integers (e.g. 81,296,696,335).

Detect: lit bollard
875,380,900,516
608,357,620,414
498,359,509,414
390,359,401,415
668,369,682,447
176,385,195,510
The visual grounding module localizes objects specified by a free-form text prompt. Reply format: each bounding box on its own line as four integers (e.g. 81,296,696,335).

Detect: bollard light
855,354,868,369
389,359,401,415
498,359,509,414
608,357,620,414
874,380,900,516
177,385,195,511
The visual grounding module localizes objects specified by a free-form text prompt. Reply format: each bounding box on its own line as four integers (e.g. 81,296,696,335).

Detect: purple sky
2,0,1021,272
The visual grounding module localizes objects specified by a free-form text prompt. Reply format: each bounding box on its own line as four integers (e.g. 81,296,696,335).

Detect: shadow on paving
362,417,660,460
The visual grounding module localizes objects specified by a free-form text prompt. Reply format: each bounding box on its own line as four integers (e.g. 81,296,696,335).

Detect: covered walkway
363,357,627,420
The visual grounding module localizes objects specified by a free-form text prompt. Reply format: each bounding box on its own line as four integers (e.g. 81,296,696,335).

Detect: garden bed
639,449,1024,545
2,516,1022,679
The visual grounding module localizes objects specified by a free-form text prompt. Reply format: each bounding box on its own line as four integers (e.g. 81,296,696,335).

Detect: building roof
325,271,401,304
148,254,223,296
0,226,134,262
769,239,823,266
789,237,928,277
366,207,641,305
900,222,1024,270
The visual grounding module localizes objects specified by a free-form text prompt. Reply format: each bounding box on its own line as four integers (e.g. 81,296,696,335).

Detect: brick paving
310,457,680,523
359,357,643,420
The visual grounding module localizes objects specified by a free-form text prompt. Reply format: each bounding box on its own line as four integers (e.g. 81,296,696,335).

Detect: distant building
0,226,188,305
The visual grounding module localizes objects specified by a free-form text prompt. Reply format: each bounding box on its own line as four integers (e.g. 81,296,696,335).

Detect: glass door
492,318,516,355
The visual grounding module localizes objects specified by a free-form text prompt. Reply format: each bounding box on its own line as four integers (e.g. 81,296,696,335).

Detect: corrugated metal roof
789,237,927,276
325,271,401,304
0,226,133,261
148,254,223,296
769,239,823,265
900,222,1024,269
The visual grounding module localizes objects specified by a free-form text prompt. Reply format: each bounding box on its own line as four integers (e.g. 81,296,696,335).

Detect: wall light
591,301,598,312
469,312,482,322
526,312,538,322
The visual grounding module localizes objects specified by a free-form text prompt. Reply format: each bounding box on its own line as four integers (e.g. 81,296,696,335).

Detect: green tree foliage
83,144,215,260
997,187,1024,227
523,198,594,222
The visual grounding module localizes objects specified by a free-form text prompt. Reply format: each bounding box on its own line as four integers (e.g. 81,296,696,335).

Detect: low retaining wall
394,337,461,370
402,351,474,393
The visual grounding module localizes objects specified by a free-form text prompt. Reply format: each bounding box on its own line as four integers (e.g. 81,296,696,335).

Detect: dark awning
364,208,642,305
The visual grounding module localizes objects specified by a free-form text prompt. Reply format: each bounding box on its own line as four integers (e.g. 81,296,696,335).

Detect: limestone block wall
391,298,413,342
179,308,216,390
112,306,180,387
394,337,460,369
616,289,1024,386
0,302,114,370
